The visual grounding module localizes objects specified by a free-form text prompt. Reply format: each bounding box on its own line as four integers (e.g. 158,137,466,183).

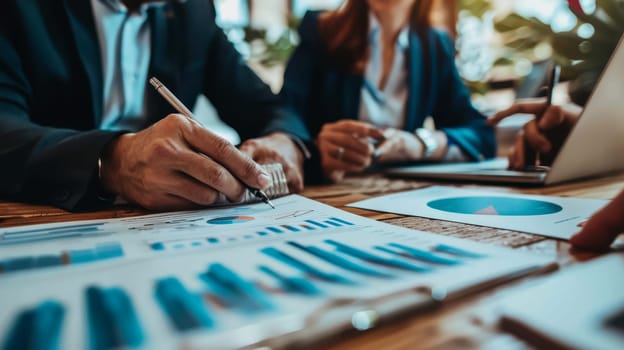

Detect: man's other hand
239,132,305,193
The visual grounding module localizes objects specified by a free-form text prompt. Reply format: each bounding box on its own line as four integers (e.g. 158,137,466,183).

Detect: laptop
382,34,624,185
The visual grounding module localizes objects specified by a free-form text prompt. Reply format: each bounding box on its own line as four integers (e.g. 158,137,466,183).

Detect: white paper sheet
347,186,609,240
0,195,555,349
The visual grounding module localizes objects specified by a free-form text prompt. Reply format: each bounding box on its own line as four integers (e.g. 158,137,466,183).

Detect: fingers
239,134,305,193
523,120,552,153
508,132,527,170
488,101,547,126
570,190,624,251
326,120,384,140
537,105,565,130
174,151,246,202
179,116,270,190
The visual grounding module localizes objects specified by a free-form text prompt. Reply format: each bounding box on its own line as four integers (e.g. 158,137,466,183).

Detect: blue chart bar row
0,242,124,274
199,263,274,312
86,286,145,350
0,223,106,246
149,217,356,251
2,300,65,350
155,277,214,332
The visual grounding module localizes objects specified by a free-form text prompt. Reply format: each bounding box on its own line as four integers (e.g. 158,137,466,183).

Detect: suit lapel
343,74,363,120
64,0,103,127
405,30,424,131
146,4,183,123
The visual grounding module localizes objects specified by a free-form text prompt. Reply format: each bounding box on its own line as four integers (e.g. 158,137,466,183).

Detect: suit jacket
281,11,496,175
0,0,310,211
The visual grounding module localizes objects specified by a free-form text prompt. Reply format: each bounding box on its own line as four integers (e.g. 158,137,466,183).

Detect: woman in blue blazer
281,0,496,181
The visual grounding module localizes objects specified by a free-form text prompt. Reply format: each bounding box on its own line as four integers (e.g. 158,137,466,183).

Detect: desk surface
1,174,623,349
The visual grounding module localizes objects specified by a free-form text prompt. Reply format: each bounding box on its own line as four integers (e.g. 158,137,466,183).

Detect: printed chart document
0,195,556,349
348,186,608,240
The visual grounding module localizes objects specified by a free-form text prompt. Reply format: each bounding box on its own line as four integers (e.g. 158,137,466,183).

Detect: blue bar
257,231,268,236
330,217,354,226
305,220,328,228
387,244,461,265
191,242,202,247
243,235,254,239
95,242,124,260
207,238,219,244
300,224,315,231
86,286,145,349
288,242,393,278
281,225,300,232
260,247,354,284
200,263,274,311
155,277,214,331
2,300,65,350
151,242,165,251
69,249,97,264
34,255,63,268
1,256,36,272
258,265,322,296
434,244,486,258
324,220,342,227
325,240,432,272
266,227,283,234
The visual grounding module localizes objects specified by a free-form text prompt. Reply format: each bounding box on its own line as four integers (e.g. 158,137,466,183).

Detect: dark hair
317,0,434,74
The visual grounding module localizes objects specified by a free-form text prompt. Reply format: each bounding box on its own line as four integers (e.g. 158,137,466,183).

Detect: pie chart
427,196,563,216
206,216,255,225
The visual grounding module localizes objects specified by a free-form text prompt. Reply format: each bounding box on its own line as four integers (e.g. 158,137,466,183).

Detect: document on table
0,195,556,349
497,254,624,350
347,186,609,240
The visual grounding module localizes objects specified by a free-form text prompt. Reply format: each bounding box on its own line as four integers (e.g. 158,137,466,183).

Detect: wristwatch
414,128,439,159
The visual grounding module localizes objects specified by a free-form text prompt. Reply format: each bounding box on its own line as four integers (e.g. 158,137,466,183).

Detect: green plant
495,0,624,104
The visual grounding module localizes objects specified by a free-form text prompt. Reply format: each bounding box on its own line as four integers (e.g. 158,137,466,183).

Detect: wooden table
2,173,623,349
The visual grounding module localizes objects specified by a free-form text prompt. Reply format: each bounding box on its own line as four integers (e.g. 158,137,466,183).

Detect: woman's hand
317,120,384,182
372,128,424,163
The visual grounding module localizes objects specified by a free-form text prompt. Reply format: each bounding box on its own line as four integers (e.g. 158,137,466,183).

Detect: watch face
415,128,438,158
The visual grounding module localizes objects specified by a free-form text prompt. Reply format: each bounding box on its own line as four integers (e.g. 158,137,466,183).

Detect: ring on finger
336,146,345,160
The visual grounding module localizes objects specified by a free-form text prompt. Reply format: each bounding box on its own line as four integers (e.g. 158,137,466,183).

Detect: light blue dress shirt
90,0,165,131
359,14,410,129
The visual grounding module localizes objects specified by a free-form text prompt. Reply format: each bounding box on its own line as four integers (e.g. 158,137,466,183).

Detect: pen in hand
149,77,275,209
534,64,561,167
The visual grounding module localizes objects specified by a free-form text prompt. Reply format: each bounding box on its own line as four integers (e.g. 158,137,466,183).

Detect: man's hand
570,189,624,251
316,120,384,182
239,132,305,193
488,100,580,170
99,114,271,210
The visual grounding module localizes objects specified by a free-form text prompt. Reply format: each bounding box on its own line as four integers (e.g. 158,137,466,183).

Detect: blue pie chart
427,196,563,216
207,216,255,225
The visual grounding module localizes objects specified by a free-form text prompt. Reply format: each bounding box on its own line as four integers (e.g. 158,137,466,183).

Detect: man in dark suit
0,0,310,211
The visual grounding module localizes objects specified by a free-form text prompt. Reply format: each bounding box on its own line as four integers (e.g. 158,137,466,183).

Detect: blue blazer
0,0,310,210
281,11,496,170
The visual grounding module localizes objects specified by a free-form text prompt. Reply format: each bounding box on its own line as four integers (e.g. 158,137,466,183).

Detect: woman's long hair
318,0,433,74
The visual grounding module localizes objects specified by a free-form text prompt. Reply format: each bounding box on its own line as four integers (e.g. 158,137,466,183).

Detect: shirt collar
369,12,410,50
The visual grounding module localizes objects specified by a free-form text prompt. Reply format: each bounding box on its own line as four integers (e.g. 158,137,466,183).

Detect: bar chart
148,216,355,252
0,195,556,349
